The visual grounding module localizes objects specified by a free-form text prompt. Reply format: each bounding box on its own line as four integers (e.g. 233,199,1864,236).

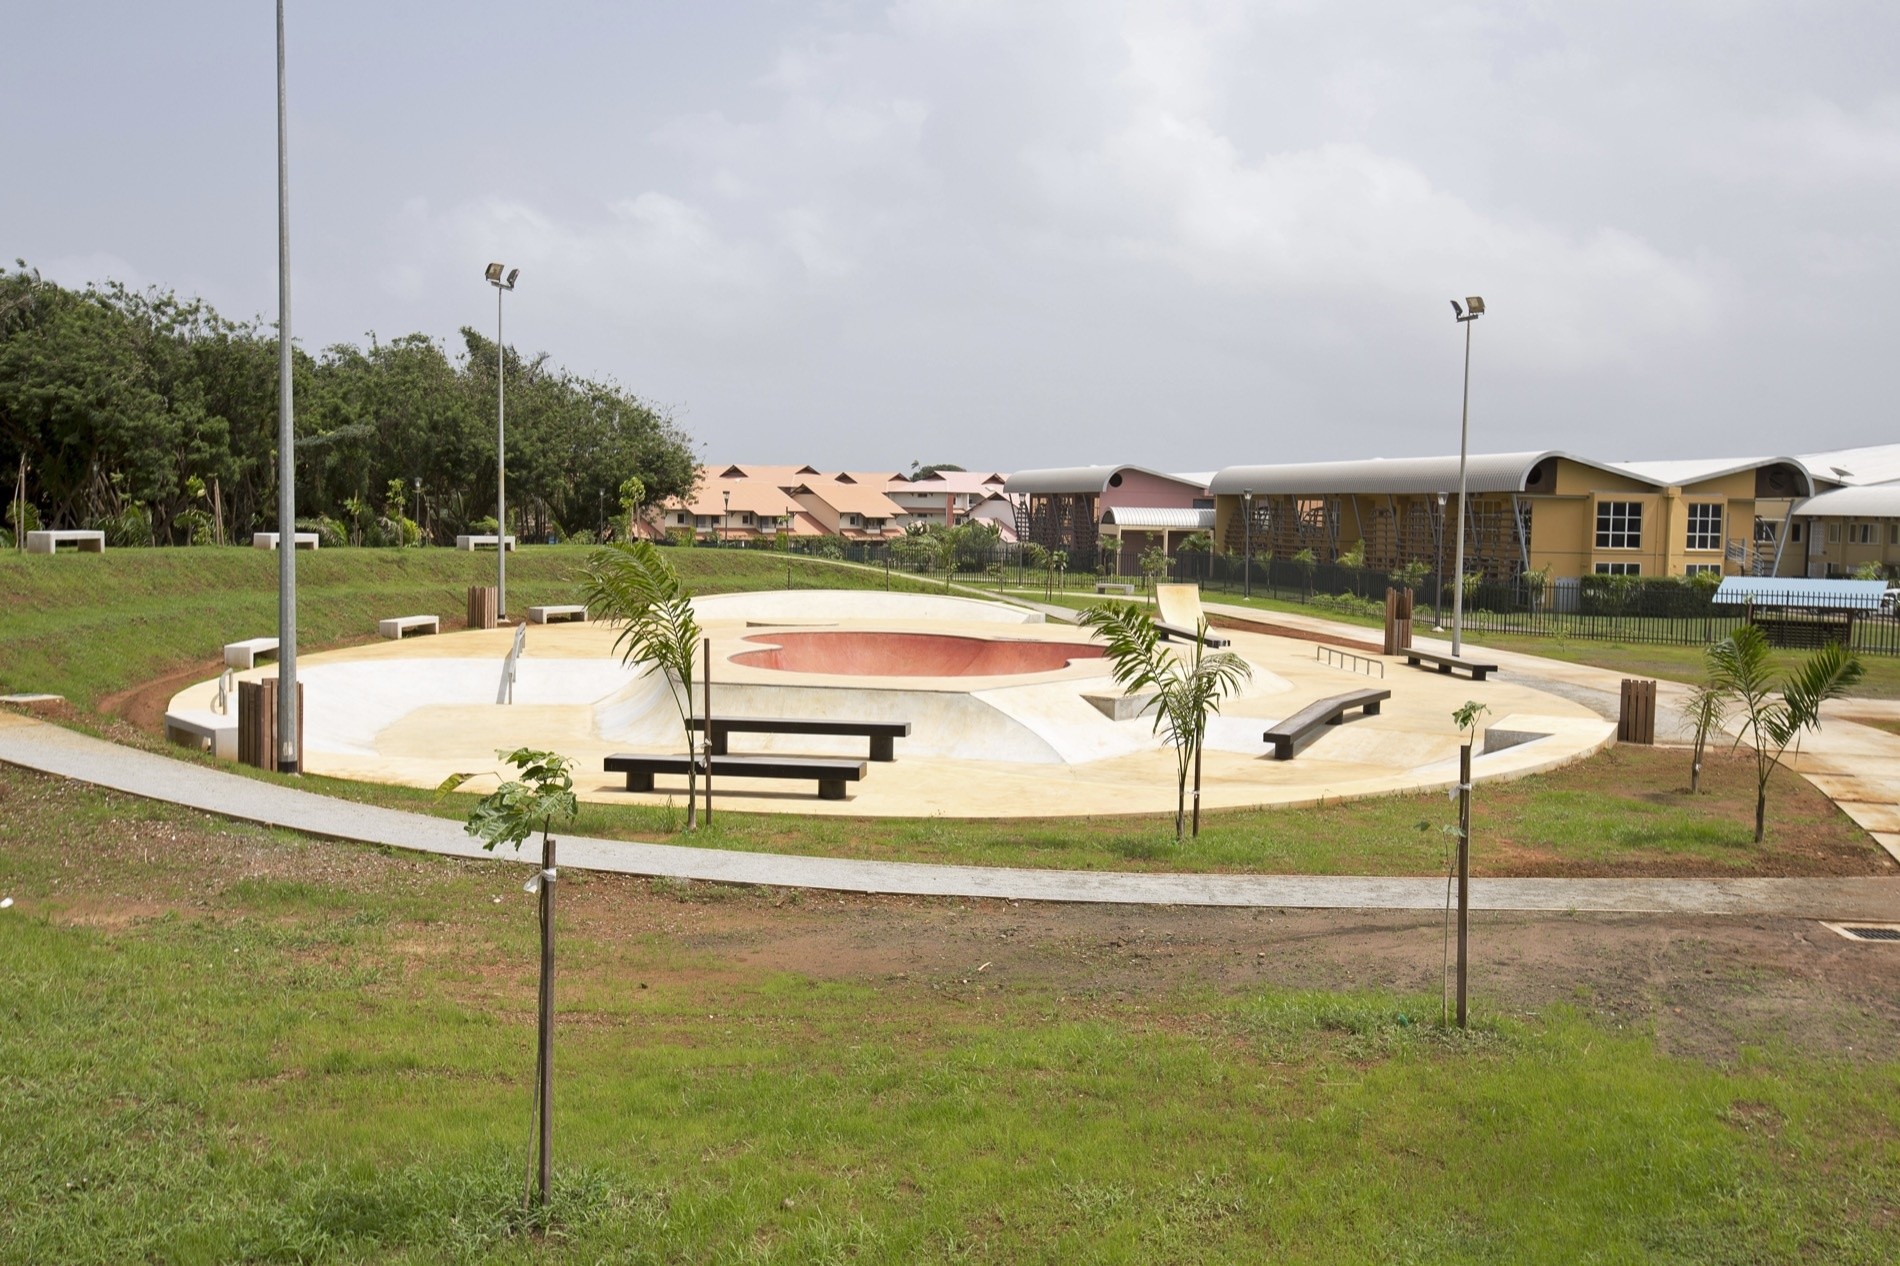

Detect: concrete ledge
378,615,440,639
252,532,320,550
26,530,104,554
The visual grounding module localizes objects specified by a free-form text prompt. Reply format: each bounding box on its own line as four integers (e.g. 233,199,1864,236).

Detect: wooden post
1618,679,1657,744
238,678,303,770
1457,741,1470,1030
701,636,713,824
211,476,225,547
468,585,498,630
533,833,556,1207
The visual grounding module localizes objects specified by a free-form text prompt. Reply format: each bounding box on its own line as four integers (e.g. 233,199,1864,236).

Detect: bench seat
378,615,439,639
1263,688,1391,760
251,532,320,549
25,530,105,554
1402,648,1499,681
224,637,279,670
164,709,237,760
1094,581,1136,595
455,534,517,551
689,716,911,761
605,752,867,800
529,604,586,624
1154,621,1233,649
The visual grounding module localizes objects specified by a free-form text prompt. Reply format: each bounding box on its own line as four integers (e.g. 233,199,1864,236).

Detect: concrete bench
689,716,912,762
224,637,279,670
605,752,867,801
1155,621,1232,649
25,530,105,554
528,604,586,624
1094,581,1136,595
164,709,237,760
251,532,321,549
1263,687,1391,761
1403,648,1498,681
378,615,439,639
455,534,517,551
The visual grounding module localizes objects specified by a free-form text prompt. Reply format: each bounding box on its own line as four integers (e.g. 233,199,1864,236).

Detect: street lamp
487,262,519,614
722,490,731,547
1241,489,1254,600
1449,295,1484,656
274,0,300,774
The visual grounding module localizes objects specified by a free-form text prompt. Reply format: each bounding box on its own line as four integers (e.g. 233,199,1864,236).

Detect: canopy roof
1711,578,1889,610
1100,507,1216,530
1208,451,1628,497
1794,481,1900,518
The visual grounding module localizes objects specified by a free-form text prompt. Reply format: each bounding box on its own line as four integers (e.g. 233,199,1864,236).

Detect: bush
1311,591,1383,618
296,516,348,549
96,503,153,547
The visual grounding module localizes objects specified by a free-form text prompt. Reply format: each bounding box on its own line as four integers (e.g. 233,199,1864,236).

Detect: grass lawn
226,742,1885,879
1471,632,1900,698
4,769,1897,1263
0,545,941,708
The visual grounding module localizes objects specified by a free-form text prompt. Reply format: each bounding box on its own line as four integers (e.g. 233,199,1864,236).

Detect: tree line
0,262,698,546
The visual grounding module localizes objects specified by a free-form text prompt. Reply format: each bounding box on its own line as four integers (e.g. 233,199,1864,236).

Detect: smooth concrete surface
3,711,1896,918
251,532,319,549
25,530,105,554
378,615,439,639
159,590,1615,818
223,637,279,670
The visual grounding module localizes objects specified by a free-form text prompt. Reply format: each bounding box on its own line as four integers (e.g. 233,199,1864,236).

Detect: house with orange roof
884,470,1010,530
788,471,906,541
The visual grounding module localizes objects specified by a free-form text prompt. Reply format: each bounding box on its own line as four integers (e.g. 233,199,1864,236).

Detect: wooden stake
533,833,556,1206
1457,742,1471,1029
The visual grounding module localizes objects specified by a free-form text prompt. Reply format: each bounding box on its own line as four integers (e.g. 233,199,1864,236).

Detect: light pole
412,476,421,544
1433,490,1448,632
1241,489,1254,600
274,0,300,774
486,262,519,613
722,490,731,547
1449,296,1484,656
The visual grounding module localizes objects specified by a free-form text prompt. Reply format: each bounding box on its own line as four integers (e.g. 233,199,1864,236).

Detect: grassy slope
0,545,939,707
4,773,1895,1264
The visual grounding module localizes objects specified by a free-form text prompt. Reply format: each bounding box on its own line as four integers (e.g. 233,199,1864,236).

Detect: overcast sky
7,2,1898,473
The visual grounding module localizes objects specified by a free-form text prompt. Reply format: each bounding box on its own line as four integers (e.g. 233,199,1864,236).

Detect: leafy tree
576,541,705,829
1291,547,1317,597
1078,602,1252,842
1705,625,1863,841
1139,544,1171,599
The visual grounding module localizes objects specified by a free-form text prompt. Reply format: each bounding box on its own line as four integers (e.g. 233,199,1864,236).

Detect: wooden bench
1094,581,1136,595
251,532,321,549
224,637,279,670
529,604,586,624
1155,621,1232,649
378,615,439,639
689,716,912,762
1263,688,1391,760
1402,648,1498,681
164,710,237,760
25,530,105,554
455,534,517,551
605,752,867,800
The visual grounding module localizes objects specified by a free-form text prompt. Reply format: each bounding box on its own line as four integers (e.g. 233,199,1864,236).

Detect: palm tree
1078,601,1252,841
1678,679,1731,794
1706,624,1862,842
576,541,704,829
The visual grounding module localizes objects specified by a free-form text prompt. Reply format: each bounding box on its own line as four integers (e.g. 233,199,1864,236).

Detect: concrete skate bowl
732,630,1107,678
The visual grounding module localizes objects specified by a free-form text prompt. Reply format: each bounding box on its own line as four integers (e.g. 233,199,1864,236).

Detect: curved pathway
2,713,1895,918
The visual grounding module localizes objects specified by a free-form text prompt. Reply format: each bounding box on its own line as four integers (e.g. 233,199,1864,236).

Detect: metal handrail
498,621,527,704
1315,644,1384,678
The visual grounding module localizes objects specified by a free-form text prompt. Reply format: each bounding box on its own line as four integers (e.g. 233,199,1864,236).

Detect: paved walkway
2,714,1896,918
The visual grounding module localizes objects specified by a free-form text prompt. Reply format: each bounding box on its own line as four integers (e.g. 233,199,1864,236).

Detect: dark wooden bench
1402,648,1499,681
1263,688,1391,760
605,753,867,801
689,716,911,762
1154,622,1233,649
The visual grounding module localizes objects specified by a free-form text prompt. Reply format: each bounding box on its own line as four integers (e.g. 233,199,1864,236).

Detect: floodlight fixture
1465,296,1485,315
485,262,503,283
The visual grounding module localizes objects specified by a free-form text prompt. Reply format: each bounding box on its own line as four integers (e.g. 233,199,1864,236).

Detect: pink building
1002,465,1213,573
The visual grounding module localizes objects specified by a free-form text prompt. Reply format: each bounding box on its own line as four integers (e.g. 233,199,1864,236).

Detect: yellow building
1793,482,1900,580
1208,451,1817,582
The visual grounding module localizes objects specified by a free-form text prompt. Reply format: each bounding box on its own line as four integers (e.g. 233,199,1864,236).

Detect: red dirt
734,630,1106,677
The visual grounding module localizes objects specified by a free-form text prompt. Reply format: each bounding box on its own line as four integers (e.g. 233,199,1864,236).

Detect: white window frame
1595,501,1643,550
1594,562,1642,576
1684,564,1722,577
1684,503,1723,552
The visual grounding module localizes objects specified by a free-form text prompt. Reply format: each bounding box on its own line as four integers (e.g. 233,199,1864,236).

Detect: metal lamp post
1242,489,1254,600
1449,296,1484,656
722,490,731,547
1433,490,1448,632
274,0,300,774
486,262,519,613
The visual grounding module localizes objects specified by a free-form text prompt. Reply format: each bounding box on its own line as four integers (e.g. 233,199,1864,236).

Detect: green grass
250,743,1883,878
0,545,942,707
3,772,1896,1263
1474,633,1900,698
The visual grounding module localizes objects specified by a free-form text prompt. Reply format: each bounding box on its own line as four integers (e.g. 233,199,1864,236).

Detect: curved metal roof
1004,465,1203,496
1208,451,1627,497
1612,456,1813,495
1793,481,1900,518
1100,507,1216,530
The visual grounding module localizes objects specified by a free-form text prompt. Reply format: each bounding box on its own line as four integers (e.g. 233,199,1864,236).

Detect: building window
1754,516,1777,543
1685,503,1722,551
1849,523,1874,545
1891,523,1900,545
1595,562,1642,576
1684,564,1722,577
1595,501,1642,549
1827,523,1841,543
1790,522,1804,543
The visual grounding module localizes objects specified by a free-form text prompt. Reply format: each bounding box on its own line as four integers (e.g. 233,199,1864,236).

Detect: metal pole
1451,317,1472,657
1457,741,1470,1029
702,636,713,824
1242,493,1252,600
496,285,507,616
274,0,300,775
534,833,555,1206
